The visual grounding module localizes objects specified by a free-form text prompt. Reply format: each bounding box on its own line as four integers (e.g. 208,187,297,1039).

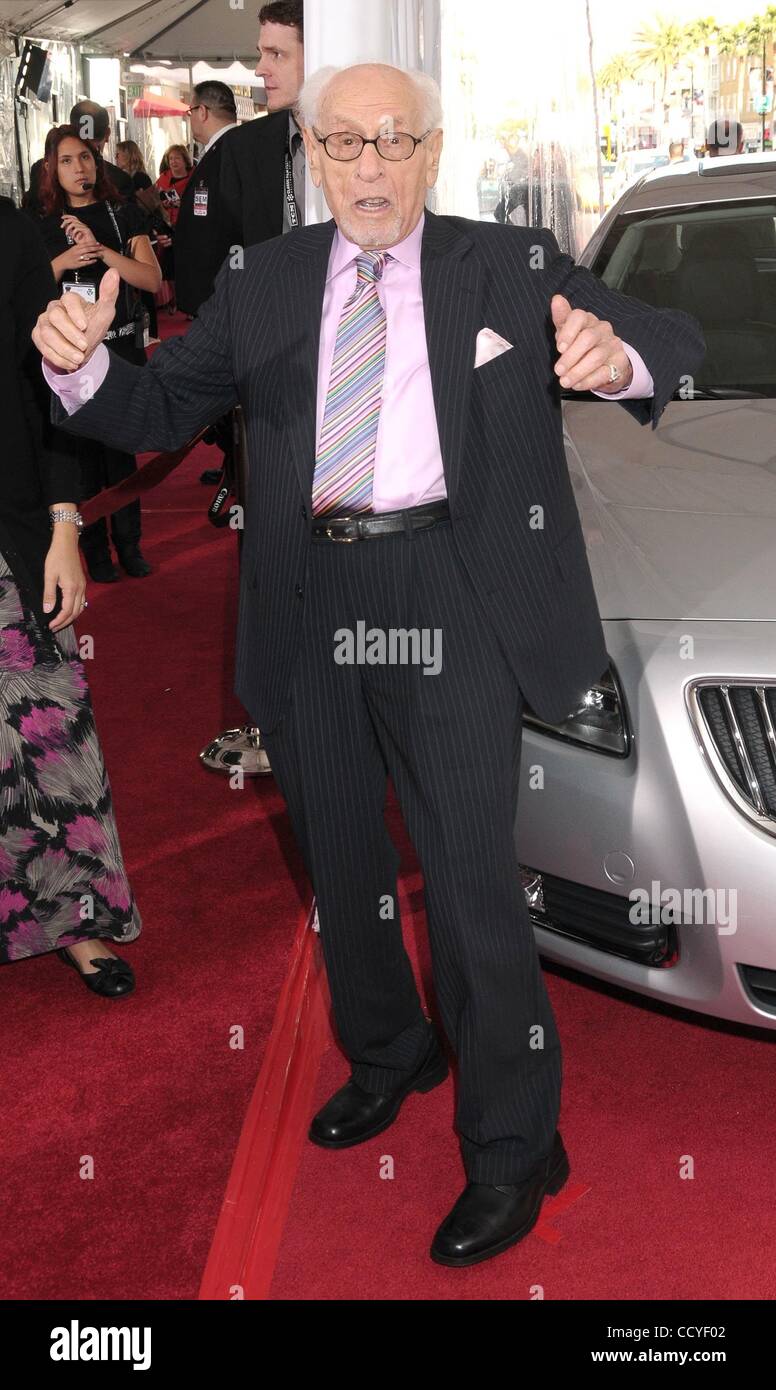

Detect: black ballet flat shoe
116,549,152,578
56,946,135,998
430,1131,570,1267
87,559,120,583
309,1025,448,1149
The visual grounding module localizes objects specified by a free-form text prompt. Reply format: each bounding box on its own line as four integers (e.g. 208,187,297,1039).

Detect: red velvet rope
80,428,209,524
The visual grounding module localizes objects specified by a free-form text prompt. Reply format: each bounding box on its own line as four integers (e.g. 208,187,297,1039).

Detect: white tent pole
303,0,397,225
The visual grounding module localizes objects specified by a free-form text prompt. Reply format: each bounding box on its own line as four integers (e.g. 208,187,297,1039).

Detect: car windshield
590,198,776,395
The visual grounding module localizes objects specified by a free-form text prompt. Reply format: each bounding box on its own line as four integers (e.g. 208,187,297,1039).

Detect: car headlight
522,666,630,756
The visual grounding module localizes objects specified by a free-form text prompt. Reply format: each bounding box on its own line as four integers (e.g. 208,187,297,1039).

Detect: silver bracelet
49,508,84,531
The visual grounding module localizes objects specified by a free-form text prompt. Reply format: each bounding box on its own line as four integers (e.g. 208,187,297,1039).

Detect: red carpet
268,842,776,1299
3,313,776,1301
0,314,311,1298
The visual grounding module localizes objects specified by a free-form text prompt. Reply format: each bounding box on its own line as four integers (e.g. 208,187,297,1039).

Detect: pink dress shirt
45,210,654,512
316,213,446,511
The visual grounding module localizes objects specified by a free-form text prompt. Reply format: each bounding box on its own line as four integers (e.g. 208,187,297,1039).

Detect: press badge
62,280,96,303
193,185,209,217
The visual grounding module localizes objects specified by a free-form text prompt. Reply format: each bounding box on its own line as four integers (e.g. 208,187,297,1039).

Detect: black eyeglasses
314,129,432,162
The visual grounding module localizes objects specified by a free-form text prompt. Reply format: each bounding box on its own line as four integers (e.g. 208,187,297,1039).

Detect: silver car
517,152,776,1029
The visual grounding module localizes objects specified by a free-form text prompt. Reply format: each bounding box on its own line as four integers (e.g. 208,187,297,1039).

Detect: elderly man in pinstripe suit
34,63,705,1268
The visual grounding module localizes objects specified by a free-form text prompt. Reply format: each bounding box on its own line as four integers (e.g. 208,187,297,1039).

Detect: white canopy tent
0,0,437,69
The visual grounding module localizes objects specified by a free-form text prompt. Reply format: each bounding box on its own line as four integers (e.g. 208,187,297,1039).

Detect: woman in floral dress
0,198,140,996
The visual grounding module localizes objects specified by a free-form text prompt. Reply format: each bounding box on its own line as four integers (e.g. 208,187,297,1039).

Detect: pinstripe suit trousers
261,516,563,1184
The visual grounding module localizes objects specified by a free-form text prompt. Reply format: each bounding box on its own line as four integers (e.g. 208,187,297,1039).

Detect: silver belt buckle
325,516,361,542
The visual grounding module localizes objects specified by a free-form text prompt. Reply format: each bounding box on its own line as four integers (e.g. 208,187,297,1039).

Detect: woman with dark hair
0,198,140,995
31,126,161,583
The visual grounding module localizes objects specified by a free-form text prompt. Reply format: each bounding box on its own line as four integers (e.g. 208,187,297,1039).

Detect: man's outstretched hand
551,293,633,393
33,269,120,372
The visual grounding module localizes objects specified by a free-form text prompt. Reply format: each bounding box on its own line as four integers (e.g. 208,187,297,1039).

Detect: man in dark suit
174,81,237,316
219,0,305,254
33,63,705,1268
24,101,134,213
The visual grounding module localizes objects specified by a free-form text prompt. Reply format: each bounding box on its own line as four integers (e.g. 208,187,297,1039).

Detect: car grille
521,866,679,966
738,965,776,1017
687,681,776,837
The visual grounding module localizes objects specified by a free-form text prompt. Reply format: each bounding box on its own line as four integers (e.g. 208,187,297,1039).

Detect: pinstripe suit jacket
53,209,705,731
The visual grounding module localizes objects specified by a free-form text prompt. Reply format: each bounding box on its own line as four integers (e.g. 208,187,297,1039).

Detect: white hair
296,63,443,133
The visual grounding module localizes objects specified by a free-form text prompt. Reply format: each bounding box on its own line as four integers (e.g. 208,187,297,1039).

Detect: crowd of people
15,0,307,571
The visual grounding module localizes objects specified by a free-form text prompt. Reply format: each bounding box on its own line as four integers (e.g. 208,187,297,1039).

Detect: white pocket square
474,327,514,368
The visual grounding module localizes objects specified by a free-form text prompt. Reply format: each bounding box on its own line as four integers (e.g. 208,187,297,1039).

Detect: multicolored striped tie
312,250,389,516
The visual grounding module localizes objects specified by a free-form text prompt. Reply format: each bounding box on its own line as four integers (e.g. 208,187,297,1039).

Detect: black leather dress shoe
116,549,152,578
56,946,135,998
430,1130,570,1266
309,1026,448,1149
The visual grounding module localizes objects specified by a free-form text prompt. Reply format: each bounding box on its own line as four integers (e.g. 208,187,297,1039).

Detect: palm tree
685,15,718,47
633,16,692,133
716,19,748,57
597,53,635,156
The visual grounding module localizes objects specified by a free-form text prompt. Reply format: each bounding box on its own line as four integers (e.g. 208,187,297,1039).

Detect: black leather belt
311,499,450,542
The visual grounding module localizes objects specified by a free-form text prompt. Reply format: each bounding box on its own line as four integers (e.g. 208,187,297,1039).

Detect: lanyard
99,203,141,336
105,202,124,253
284,149,299,228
